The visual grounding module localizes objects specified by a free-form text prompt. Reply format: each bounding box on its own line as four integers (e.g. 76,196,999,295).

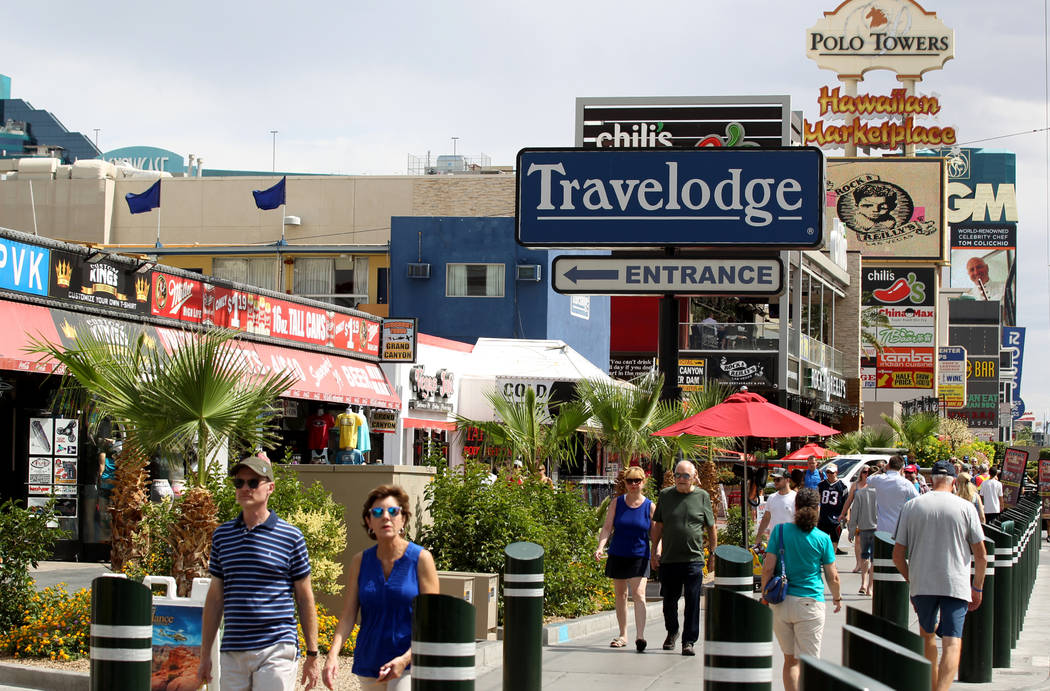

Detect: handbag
762,524,788,604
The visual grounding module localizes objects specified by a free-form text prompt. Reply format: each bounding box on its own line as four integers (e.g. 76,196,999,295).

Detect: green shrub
0,499,65,631
717,506,756,548
421,461,612,620
0,585,90,660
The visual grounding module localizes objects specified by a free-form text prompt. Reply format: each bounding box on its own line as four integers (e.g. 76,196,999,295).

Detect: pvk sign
516,148,824,248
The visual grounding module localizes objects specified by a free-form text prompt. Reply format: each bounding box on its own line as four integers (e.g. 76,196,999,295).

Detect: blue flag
125,180,161,214
252,177,286,210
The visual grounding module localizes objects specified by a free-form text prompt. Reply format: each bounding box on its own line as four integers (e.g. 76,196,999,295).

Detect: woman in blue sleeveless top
594,466,655,652
323,485,439,690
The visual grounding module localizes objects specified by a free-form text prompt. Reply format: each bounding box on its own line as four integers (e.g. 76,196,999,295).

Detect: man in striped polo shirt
197,455,320,690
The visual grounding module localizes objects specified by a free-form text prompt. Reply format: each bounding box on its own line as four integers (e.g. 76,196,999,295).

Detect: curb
0,662,88,691
542,600,664,645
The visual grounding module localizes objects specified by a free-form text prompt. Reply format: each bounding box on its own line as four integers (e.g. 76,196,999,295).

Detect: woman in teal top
760,488,842,691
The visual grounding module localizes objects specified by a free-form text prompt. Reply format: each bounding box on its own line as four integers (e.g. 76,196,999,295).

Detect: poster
1000,447,1029,508
28,457,52,484
826,158,946,260
54,418,78,456
53,458,78,484
27,484,51,495
151,603,205,691
1039,459,1050,520
29,418,53,455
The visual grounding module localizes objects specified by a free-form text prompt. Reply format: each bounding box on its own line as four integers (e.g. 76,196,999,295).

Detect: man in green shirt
651,460,717,656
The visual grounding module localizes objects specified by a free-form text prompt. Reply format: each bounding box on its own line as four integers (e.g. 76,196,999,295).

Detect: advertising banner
938,346,966,409
380,318,418,362
1040,458,1050,520
517,147,824,249
825,158,946,260
1002,326,1025,399
0,236,49,297
702,353,776,388
679,358,706,392
1000,447,1029,508
49,250,151,315
609,353,656,381
369,409,398,434
875,348,934,389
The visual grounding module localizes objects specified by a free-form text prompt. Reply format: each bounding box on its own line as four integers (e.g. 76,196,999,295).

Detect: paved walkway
476,541,1050,690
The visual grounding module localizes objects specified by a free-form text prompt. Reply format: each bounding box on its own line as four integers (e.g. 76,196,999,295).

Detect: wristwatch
306,650,319,657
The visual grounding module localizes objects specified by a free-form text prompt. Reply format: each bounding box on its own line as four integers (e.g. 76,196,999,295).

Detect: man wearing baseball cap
198,455,321,690
754,467,795,546
893,460,987,691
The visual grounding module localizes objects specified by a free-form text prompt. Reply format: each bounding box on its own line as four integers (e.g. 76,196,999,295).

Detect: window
212,258,277,291
293,256,369,308
446,263,505,297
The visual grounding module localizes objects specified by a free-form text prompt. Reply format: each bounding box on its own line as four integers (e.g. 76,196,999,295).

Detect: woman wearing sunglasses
594,465,655,652
323,485,439,690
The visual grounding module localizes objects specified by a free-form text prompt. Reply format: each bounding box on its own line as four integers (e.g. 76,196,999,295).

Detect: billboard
825,158,946,260
517,148,824,248
861,266,936,393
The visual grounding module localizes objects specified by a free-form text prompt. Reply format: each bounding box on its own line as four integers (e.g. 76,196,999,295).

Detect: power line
954,126,1050,147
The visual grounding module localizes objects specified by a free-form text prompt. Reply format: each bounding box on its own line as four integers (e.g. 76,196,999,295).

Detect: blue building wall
390,216,610,370
0,100,99,163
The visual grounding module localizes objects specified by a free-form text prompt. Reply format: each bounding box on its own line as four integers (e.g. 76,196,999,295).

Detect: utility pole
270,130,278,172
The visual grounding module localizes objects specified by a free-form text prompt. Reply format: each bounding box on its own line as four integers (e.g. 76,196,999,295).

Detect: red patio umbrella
782,442,835,461
653,390,839,546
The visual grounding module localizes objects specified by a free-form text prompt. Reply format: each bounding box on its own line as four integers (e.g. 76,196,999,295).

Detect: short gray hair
674,460,696,476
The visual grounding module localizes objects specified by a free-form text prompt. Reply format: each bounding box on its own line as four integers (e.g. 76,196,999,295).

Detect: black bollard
503,542,544,691
959,537,995,683
90,575,152,691
412,594,476,690
871,531,909,627
703,587,773,690
714,544,756,594
842,624,931,691
844,606,923,655
798,654,894,691
986,523,1013,668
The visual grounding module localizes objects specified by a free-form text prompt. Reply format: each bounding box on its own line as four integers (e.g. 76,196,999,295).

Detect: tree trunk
108,446,149,573
169,486,218,596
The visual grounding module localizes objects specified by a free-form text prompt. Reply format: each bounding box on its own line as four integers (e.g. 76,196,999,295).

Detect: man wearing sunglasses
650,461,716,657
198,455,321,690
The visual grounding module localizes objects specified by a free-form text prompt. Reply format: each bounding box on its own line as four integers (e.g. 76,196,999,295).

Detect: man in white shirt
979,467,1004,523
754,467,795,546
866,455,919,534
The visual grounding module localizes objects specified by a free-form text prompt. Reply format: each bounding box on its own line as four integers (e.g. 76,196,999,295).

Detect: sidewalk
475,541,1050,690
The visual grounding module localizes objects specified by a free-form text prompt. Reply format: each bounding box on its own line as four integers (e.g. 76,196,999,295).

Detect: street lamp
451,136,459,156
270,130,278,172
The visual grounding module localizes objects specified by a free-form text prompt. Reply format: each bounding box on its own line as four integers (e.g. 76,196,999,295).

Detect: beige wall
288,464,436,613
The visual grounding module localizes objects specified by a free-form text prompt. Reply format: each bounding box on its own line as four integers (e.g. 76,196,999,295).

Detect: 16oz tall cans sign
516,148,824,248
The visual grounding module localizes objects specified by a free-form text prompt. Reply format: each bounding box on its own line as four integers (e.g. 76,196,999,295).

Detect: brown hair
888,455,905,471
794,488,819,531
361,484,412,540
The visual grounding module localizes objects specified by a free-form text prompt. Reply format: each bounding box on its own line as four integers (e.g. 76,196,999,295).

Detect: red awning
0,300,62,373
403,417,457,431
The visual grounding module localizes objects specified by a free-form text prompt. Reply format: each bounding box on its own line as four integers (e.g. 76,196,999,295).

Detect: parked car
820,451,905,486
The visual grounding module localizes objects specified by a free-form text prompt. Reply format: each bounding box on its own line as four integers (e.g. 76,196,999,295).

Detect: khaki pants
220,641,298,691
771,596,826,657
356,673,413,691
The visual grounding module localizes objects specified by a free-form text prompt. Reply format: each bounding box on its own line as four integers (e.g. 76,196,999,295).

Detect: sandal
610,637,627,648
858,588,866,595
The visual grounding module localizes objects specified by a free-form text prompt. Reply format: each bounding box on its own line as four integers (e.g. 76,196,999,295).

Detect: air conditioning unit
516,264,542,282
407,263,431,279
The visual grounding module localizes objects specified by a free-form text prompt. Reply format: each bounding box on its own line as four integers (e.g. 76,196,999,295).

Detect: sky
7,0,1050,422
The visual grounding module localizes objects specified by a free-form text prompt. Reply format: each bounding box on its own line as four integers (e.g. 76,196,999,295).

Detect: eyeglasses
231,477,264,489
674,472,693,480
625,478,643,485
369,506,403,518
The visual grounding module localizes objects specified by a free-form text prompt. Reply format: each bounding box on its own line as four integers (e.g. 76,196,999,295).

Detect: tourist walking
817,464,849,555
893,460,987,691
323,485,440,690
595,466,655,652
979,467,1003,523
802,455,824,489
839,464,872,566
755,467,796,546
841,468,878,595
866,455,918,534
956,471,986,524
198,455,320,690
650,461,717,656
760,488,842,691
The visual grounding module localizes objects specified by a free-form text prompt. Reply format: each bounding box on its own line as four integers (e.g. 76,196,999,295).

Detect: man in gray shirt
866,455,918,534
893,460,986,691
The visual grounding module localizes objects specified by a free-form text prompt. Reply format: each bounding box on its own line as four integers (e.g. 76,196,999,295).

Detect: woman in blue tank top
323,485,439,690
594,466,655,652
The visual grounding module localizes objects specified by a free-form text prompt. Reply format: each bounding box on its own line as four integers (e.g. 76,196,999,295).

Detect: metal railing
798,333,844,373
680,321,781,352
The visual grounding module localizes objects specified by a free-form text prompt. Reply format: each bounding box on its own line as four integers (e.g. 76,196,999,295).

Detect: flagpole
28,180,38,236
281,202,286,245
155,180,163,247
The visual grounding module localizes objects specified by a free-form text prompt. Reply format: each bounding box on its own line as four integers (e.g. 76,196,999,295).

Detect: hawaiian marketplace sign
804,85,957,150
805,0,955,78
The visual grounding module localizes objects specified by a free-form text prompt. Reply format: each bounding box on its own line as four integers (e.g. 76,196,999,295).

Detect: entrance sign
516,148,824,248
551,256,783,295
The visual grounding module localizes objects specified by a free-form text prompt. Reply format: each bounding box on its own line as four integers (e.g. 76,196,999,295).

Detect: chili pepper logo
871,272,926,304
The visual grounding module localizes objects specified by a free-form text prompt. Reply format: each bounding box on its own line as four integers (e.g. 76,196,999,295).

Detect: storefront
0,227,405,560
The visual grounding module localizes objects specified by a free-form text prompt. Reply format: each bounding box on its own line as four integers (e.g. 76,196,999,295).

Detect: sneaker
662,632,679,650
835,548,848,555
636,639,647,653
682,642,695,656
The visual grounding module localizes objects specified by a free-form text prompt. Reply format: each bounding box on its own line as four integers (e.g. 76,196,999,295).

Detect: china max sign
516,148,823,248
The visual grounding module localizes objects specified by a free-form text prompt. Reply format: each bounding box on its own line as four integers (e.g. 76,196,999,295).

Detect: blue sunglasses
369,507,403,518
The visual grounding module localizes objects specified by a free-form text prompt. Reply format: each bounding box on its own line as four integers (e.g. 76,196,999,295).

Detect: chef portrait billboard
826,158,946,260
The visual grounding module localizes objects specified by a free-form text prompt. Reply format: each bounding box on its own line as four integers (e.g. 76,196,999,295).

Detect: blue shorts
911,595,968,638
857,530,876,560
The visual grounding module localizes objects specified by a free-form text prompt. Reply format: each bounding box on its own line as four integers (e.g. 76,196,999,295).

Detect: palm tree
575,371,664,469
881,412,940,462
826,427,895,455
33,328,296,592
460,386,591,474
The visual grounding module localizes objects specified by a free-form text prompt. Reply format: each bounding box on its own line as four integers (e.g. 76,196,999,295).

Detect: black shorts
604,554,651,580
818,521,842,542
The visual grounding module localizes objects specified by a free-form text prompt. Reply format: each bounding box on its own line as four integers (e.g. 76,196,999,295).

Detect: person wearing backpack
759,488,842,691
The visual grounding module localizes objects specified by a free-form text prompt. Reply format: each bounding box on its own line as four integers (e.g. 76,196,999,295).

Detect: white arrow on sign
551,256,783,295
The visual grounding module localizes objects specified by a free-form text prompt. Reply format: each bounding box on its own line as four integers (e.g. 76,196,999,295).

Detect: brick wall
412,176,515,217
